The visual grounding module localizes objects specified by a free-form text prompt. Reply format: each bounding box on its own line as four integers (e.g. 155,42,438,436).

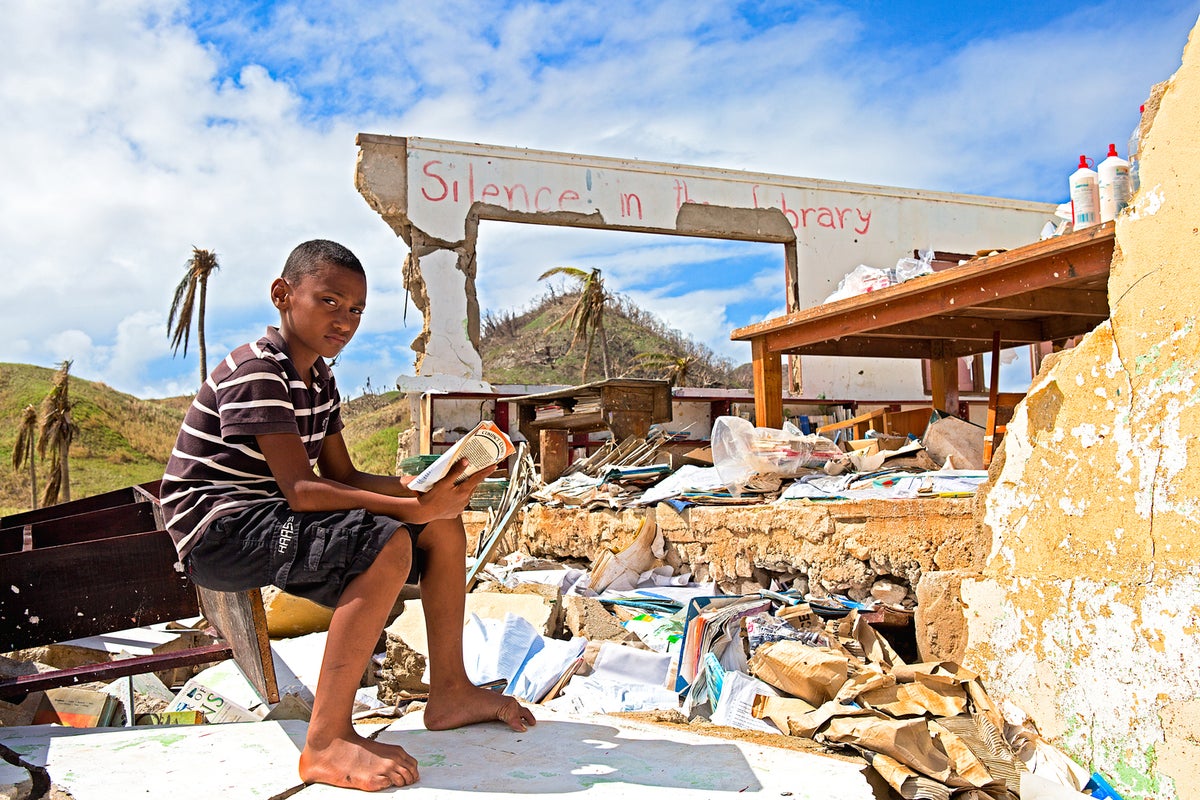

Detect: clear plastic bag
888,248,934,283
711,416,839,492
823,249,935,304
823,264,892,303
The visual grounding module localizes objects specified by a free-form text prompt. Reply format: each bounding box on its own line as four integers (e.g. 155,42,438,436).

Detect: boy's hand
416,458,496,520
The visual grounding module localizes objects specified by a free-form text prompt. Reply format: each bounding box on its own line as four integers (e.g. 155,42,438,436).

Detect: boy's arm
256,431,491,523
316,431,416,497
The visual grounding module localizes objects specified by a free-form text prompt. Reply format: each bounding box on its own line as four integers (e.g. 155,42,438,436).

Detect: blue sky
1,0,1196,399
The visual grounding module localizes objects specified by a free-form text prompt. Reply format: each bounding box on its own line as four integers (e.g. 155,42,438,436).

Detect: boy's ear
270,277,290,310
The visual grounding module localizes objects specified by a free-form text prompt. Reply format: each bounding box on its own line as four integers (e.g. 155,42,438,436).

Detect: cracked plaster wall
961,17,1200,800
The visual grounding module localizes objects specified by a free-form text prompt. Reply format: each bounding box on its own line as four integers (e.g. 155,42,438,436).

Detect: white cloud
0,0,1195,397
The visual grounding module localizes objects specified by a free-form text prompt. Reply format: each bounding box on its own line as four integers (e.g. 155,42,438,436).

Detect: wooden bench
0,482,278,703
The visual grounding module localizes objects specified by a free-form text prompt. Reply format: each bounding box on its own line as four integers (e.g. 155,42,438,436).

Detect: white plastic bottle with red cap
1098,143,1132,222
1069,155,1100,230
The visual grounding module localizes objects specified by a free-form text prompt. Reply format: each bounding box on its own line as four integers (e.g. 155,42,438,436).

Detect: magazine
408,420,515,492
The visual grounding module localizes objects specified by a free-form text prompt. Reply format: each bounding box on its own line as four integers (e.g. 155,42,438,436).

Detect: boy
161,239,534,791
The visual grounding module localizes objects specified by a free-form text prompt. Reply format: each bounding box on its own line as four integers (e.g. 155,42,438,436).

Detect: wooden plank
864,315,1046,343
30,502,159,549
0,530,198,652
975,287,1109,316
0,527,23,554
538,429,570,482
196,587,279,704
730,223,1114,352
0,644,233,699
751,337,783,429
767,335,940,360
0,485,141,528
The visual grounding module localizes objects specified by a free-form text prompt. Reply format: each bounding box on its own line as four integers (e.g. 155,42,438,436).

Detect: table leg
539,429,570,482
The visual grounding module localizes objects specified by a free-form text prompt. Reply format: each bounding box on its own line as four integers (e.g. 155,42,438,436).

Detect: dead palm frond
37,360,79,506
12,403,38,509
168,247,220,383
538,266,610,382
632,351,697,387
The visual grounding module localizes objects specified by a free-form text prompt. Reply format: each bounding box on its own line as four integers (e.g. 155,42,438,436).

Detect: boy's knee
418,517,466,551
375,530,414,574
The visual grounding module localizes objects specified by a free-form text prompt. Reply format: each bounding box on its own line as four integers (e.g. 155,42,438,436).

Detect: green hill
480,290,748,388
0,364,412,517
0,363,185,516
0,293,740,514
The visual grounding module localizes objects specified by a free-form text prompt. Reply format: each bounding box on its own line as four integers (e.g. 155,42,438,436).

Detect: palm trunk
26,441,37,510
597,319,610,379
197,274,209,382
581,330,594,383
59,439,71,503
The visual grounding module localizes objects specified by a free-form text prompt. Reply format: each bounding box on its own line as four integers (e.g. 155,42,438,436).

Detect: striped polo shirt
161,326,343,558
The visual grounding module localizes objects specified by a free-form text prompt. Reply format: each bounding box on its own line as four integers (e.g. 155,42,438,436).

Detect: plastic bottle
1128,104,1144,192
1069,155,1100,230
1098,143,1132,222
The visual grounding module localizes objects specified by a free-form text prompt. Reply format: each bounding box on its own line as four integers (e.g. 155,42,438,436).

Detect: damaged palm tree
38,360,80,507
632,351,698,387
538,266,610,382
12,404,38,510
168,247,220,384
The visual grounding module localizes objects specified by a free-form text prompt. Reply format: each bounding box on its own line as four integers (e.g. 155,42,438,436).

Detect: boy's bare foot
299,730,419,792
424,682,537,732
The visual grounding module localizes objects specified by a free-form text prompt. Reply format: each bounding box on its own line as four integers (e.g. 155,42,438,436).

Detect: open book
408,420,515,493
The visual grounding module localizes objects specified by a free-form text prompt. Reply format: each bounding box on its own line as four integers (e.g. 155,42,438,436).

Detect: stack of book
534,402,568,421
571,393,602,415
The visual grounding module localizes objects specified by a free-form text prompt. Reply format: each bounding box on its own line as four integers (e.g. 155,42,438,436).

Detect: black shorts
184,503,425,608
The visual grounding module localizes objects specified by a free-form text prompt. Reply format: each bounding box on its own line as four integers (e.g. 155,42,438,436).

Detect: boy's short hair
282,239,365,282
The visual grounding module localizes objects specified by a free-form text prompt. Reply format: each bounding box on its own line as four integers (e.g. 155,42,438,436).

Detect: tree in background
168,247,220,383
538,266,610,383
632,351,698,387
38,360,80,506
12,404,38,510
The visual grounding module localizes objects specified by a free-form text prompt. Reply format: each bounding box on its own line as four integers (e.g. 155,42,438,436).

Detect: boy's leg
299,530,419,791
416,516,537,732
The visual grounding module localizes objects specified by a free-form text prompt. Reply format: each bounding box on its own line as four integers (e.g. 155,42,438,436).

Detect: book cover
32,687,119,728
409,420,516,493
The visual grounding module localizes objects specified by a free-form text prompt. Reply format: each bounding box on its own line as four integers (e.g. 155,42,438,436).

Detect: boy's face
271,261,367,364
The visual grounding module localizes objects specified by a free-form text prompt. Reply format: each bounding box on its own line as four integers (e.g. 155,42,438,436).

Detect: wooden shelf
527,410,607,433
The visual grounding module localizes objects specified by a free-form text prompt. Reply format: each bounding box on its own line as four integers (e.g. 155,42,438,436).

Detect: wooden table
731,223,1116,428
510,379,672,479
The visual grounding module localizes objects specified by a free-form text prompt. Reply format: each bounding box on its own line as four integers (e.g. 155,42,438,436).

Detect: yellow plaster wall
962,17,1200,800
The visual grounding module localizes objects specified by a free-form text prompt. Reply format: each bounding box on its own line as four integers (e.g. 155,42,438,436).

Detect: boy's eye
351,308,364,316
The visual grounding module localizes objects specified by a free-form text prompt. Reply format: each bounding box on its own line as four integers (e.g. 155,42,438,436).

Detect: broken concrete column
961,22,1200,799
562,595,638,644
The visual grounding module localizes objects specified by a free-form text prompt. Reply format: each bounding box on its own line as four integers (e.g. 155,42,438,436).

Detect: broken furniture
511,379,672,481
731,222,1116,430
815,405,933,443
0,481,278,703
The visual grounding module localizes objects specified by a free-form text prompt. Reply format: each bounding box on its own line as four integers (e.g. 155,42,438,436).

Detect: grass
0,365,413,518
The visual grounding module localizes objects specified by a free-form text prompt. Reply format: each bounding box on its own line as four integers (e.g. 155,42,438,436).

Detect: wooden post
751,337,784,429
928,343,959,414
419,393,434,455
539,429,570,482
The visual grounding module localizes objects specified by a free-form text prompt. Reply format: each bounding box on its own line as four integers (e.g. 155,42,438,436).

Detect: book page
409,420,515,492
